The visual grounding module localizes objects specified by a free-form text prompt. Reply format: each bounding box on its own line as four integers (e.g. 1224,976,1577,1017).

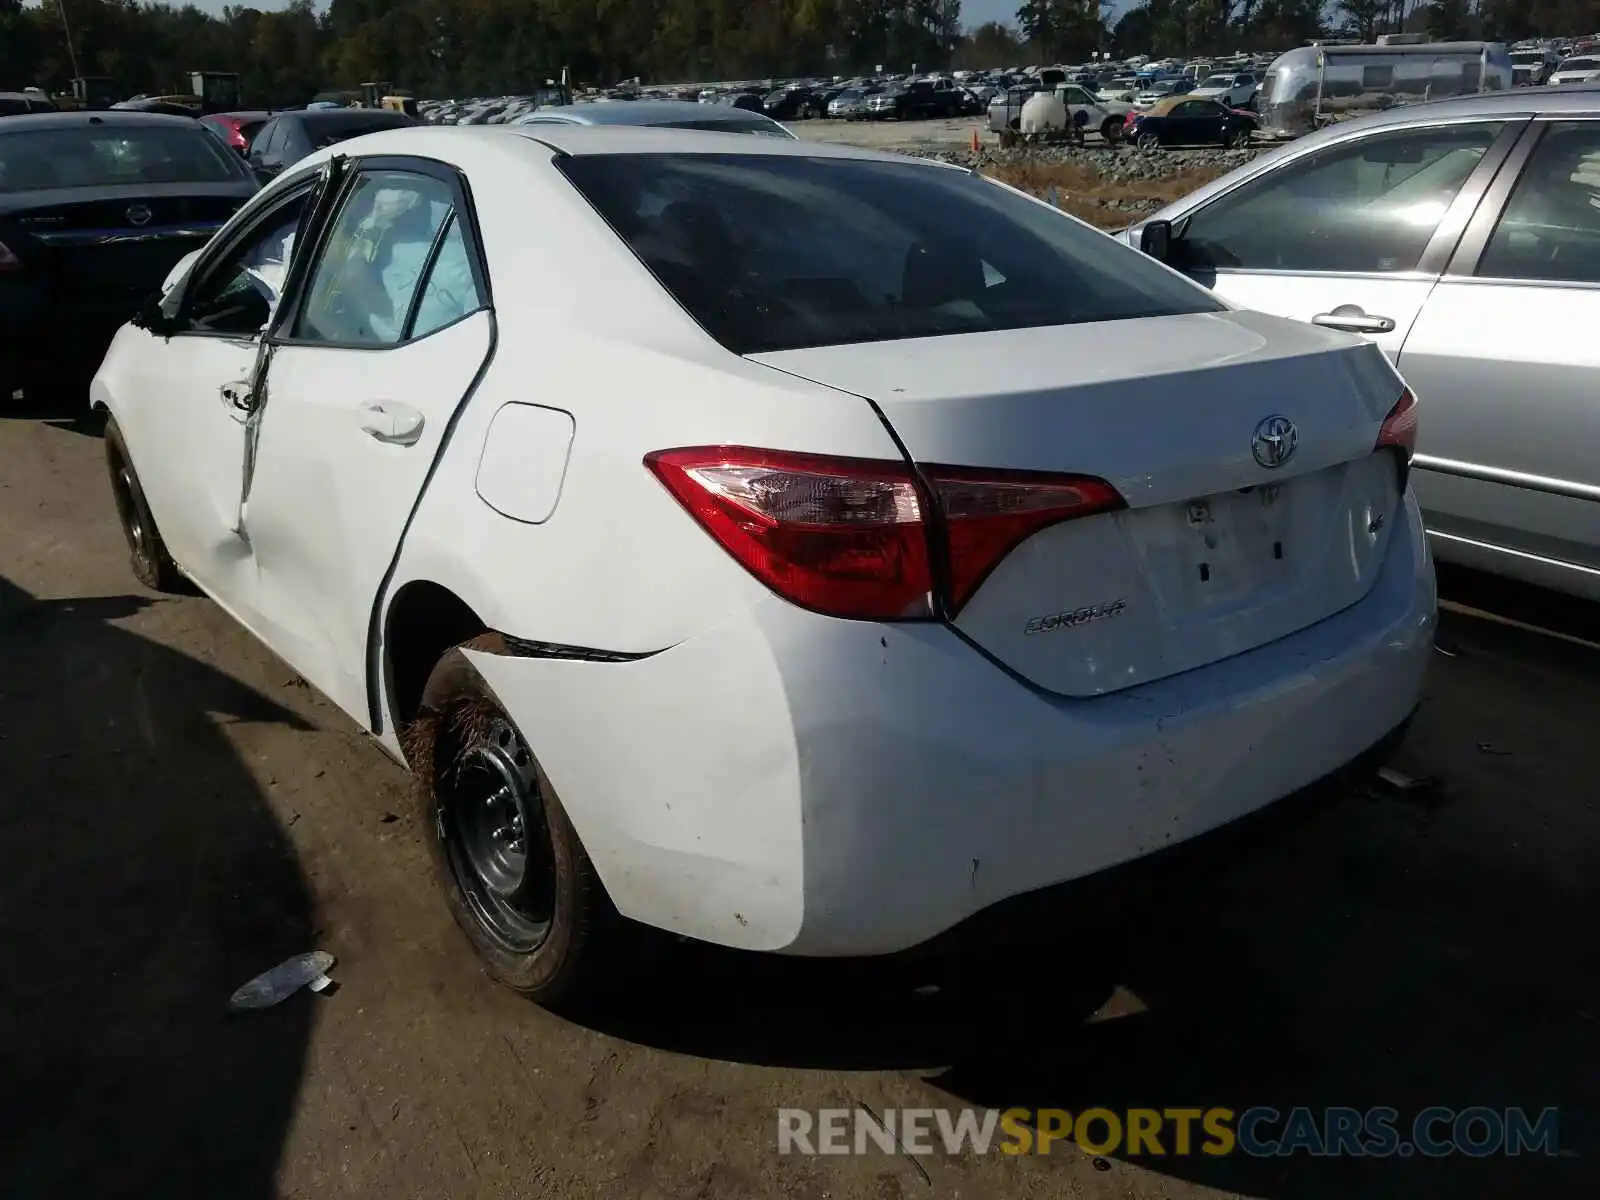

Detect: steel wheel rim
442,716,555,953
112,461,148,561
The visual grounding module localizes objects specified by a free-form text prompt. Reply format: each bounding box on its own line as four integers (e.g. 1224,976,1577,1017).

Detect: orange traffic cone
970,128,980,153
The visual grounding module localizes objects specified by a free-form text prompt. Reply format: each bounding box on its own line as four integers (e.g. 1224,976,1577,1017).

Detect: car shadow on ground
0,577,318,1200
578,574,1598,1199
6,382,104,438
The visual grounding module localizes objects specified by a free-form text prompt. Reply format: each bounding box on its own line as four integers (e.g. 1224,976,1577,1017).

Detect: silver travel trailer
1256,41,1512,138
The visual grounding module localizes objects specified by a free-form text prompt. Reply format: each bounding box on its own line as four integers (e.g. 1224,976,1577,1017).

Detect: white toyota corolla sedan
92,125,1435,1003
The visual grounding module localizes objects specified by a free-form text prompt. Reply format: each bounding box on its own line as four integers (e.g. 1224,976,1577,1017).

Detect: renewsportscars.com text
777,1106,1562,1158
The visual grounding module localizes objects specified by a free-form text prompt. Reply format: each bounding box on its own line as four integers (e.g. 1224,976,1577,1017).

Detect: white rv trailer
1256,40,1513,139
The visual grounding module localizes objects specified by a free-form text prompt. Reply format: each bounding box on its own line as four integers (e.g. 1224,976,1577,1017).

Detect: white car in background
1098,75,1141,102
1190,72,1259,108
92,126,1434,1006
1549,55,1600,84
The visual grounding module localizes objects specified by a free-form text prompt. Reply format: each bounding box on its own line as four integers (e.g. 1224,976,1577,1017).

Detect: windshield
558,153,1221,355
1558,57,1600,70
1201,76,1233,88
0,124,244,192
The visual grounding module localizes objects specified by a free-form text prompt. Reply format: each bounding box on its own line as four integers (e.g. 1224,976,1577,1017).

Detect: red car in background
200,109,276,155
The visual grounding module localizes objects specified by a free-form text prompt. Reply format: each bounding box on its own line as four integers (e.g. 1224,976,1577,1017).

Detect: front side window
1478,123,1600,284
1174,121,1507,274
0,125,245,192
186,196,309,335
559,152,1220,356
295,170,459,346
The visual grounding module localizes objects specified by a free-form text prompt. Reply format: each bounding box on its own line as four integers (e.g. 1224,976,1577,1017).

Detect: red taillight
645,446,1123,621
0,240,20,273
1377,387,1418,459
925,465,1125,611
645,447,932,620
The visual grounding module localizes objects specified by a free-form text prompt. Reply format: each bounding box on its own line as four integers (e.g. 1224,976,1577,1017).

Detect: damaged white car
93,126,1435,1003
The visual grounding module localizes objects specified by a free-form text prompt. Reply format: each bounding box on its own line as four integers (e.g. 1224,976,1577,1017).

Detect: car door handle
1312,310,1397,334
358,399,425,445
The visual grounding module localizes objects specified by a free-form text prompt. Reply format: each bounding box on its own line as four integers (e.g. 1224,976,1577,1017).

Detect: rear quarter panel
377,145,904,731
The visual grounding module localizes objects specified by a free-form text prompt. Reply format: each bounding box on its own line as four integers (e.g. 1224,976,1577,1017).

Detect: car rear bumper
466,492,1435,957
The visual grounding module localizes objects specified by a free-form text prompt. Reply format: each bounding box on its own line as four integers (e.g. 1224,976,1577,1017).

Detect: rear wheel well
384,581,489,731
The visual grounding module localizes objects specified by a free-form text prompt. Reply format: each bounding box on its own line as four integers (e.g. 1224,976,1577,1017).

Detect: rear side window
558,153,1221,355
254,121,282,156
1478,123,1600,284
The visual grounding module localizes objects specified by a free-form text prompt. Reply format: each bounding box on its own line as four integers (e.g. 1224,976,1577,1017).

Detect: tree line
1,0,1594,106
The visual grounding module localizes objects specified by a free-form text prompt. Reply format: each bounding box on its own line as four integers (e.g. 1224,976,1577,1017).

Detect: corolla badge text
1024,599,1127,635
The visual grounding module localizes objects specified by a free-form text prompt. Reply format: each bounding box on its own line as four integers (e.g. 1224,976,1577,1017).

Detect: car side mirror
1138,219,1172,262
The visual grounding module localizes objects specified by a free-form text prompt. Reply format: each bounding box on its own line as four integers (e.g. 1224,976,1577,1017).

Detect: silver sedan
1124,86,1600,602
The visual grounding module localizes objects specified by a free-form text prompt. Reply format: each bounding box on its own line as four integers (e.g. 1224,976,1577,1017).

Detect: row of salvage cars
8,87,1594,1005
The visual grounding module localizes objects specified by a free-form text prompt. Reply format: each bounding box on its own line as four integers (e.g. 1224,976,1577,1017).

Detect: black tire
1101,116,1122,143
407,635,622,1006
1136,129,1161,150
104,415,184,592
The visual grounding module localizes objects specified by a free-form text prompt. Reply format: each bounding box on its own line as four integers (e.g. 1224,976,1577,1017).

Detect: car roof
282,122,952,175
521,100,778,127
497,123,936,163
1290,82,1600,137
0,109,202,133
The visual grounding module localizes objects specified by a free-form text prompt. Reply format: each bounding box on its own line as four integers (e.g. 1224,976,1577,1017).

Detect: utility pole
56,0,82,81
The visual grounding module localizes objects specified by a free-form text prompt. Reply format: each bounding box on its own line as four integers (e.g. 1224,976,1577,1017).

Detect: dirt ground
2,402,1597,1200
795,114,991,153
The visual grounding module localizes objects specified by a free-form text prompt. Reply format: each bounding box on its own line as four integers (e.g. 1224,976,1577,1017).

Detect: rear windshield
0,124,244,191
559,153,1221,355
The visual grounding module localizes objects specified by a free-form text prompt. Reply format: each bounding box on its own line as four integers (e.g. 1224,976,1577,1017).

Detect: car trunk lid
750,310,1408,697
3,184,247,300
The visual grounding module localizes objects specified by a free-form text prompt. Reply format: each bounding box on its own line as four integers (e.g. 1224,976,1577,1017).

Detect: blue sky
965,0,1028,28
